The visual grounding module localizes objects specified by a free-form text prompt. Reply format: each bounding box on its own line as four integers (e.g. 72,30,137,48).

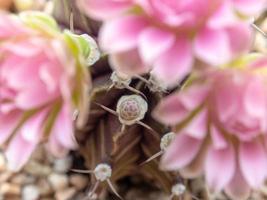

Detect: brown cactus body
53,1,210,199
76,58,176,198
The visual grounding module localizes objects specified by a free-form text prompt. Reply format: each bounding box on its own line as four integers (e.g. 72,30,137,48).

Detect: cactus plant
52,1,213,199
1,1,267,200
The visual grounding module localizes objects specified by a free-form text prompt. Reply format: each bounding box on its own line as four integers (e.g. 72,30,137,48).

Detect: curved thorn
124,85,148,101
72,110,79,121
93,102,118,116
137,121,160,139
113,128,126,142
140,151,163,166
70,12,74,32
134,75,150,85
107,83,114,91
191,195,200,200
169,194,175,200
252,23,267,37
121,124,126,133
107,179,124,200
88,181,100,198
71,169,94,174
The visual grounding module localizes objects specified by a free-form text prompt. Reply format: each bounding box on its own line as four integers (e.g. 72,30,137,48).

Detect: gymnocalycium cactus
1,0,267,200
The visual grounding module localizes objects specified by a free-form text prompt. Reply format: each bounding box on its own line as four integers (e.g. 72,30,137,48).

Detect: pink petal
225,23,252,56
47,133,68,158
161,134,202,170
153,93,189,125
109,49,150,75
77,0,133,20
5,132,37,171
0,111,22,144
233,0,267,15
243,77,266,118
208,1,238,28
225,165,251,200
205,144,235,191
214,76,238,122
20,110,48,142
51,105,77,149
152,38,193,87
138,27,175,64
15,83,57,109
153,86,208,125
239,140,267,188
99,15,148,53
194,27,231,65
184,110,207,139
179,143,208,178
178,85,209,109
0,13,29,38
210,125,228,149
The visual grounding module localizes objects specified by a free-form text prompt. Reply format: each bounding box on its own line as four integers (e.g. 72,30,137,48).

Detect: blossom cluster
0,11,98,171
154,55,267,199
78,0,266,87
77,0,267,199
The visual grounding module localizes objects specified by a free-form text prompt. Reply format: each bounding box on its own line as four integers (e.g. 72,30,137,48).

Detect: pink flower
0,12,96,171
153,54,267,199
77,0,266,87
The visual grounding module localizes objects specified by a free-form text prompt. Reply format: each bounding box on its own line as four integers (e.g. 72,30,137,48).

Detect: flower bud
116,95,148,125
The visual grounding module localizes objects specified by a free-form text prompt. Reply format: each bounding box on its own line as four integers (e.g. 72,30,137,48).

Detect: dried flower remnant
0,11,99,171
77,0,266,87
154,54,267,200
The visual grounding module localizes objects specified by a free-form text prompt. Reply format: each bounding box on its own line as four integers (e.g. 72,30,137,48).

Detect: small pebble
0,152,6,171
22,185,40,200
69,174,88,190
24,161,52,177
53,156,72,173
48,173,69,191
55,187,76,200
0,172,13,183
38,179,53,197
0,183,21,196
11,174,35,185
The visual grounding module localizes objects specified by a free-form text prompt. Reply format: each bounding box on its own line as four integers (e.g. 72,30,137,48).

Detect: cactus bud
110,71,131,89
116,95,148,126
171,183,186,196
160,132,176,151
94,164,112,182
